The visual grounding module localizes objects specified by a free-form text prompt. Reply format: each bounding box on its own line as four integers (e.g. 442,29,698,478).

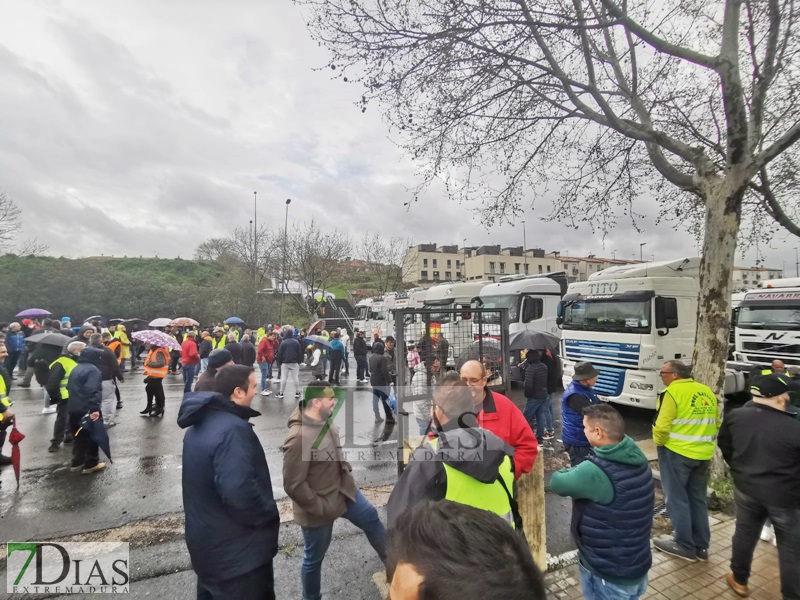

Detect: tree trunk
692,184,742,477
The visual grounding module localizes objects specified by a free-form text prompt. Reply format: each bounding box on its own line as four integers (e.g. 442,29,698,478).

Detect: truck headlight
630,382,653,391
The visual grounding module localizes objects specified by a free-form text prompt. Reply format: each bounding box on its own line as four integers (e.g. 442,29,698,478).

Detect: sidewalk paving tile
545,515,783,600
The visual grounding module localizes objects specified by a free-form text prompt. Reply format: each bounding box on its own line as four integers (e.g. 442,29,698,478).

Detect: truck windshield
563,299,652,333
737,305,800,330
356,306,369,320
425,312,452,324
479,295,519,323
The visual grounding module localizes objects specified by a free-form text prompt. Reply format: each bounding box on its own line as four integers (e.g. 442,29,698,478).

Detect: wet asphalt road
0,361,656,598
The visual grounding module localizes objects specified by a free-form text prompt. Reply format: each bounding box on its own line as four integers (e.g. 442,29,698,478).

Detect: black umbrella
76,413,113,463
108,318,124,325
455,338,504,372
25,331,72,347
508,330,560,353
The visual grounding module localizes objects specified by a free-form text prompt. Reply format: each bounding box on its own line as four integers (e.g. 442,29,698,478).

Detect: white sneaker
41,406,57,415
272,378,281,383
300,362,307,367
261,390,271,396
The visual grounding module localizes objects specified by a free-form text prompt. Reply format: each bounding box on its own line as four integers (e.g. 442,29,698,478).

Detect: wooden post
517,455,547,571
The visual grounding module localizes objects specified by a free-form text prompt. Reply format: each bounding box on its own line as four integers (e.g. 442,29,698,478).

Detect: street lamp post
253,191,258,284
521,220,528,275
795,247,799,277
462,238,467,281
639,242,647,262
279,198,292,325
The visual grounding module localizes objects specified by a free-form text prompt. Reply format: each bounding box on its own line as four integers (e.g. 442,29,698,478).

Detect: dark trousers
730,489,800,599
69,412,99,469
343,351,349,374
4,350,21,374
657,446,711,551
563,443,592,467
356,356,368,380
51,400,70,445
196,561,275,600
328,358,342,384
169,353,181,373
145,378,166,411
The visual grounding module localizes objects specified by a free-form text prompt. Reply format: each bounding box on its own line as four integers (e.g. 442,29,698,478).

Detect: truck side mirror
556,302,564,327
655,297,679,336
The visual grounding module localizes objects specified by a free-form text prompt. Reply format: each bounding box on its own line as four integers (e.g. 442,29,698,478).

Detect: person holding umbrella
66,346,107,475
142,343,170,417
46,341,85,452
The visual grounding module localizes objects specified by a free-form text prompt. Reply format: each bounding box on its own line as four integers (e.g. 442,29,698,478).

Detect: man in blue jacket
561,361,601,466
551,403,654,599
178,364,280,600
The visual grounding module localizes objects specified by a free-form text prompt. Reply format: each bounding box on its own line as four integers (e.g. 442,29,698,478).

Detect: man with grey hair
88,333,124,428
46,341,85,452
653,360,720,562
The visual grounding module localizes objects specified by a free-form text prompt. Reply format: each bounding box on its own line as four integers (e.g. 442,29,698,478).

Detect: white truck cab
734,278,800,368
423,280,489,365
559,258,699,409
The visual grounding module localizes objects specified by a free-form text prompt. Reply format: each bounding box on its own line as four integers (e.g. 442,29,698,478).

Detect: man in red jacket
257,331,276,396
180,331,200,395
459,360,538,478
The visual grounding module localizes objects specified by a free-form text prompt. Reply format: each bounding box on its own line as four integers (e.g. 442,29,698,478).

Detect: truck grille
741,341,800,355
564,339,640,368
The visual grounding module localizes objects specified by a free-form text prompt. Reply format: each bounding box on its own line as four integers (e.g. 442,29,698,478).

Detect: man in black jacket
179,365,279,600
89,333,124,428
522,350,549,443
276,329,302,399
369,341,395,424
718,373,800,599
66,346,106,475
540,349,562,441
240,334,257,367
353,330,369,383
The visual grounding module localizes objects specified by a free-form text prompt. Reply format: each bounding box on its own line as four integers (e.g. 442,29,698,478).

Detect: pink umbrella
131,329,181,351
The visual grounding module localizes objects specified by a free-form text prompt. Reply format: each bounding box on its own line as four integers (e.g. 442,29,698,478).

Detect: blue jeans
730,489,800,599
182,363,197,394
579,562,648,600
372,386,393,420
300,489,386,600
657,446,711,551
523,396,549,441
259,362,270,389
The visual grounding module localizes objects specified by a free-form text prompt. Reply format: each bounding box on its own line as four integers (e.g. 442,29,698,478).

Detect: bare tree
195,226,281,289
0,193,22,250
281,219,352,305
358,233,414,293
297,0,800,398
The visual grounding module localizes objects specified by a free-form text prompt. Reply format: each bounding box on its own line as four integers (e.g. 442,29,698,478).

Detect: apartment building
732,266,783,291
402,243,464,284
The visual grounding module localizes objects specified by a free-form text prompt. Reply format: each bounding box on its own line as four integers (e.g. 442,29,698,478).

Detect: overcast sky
1,0,797,273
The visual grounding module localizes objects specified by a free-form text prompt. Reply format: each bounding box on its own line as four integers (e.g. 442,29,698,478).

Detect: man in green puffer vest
387,372,519,529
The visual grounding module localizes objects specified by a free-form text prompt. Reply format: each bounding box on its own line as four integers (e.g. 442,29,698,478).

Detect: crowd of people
0,314,798,599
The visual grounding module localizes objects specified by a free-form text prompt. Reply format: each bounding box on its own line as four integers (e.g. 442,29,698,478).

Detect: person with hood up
387,374,519,529
368,341,395,424
550,404,653,599
195,349,234,392
66,346,107,475
522,350,549,444
47,341,85,452
115,324,132,371
282,382,387,600
276,328,302,399
179,364,280,599
141,343,170,417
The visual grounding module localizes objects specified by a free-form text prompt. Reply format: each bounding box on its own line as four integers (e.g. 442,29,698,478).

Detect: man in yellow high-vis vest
46,341,85,452
386,374,518,529
0,342,15,467
652,360,721,562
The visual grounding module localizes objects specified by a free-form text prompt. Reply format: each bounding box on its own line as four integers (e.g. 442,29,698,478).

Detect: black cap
572,361,600,381
751,373,798,398
208,348,233,369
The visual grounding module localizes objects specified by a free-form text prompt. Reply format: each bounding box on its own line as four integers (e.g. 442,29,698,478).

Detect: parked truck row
351,258,798,410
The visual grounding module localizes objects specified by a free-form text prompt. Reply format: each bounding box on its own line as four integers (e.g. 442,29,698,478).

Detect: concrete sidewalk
545,513,783,599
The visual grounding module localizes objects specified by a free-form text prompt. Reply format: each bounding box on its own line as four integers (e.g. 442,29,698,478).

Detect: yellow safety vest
660,379,719,461
212,336,227,349
0,376,11,421
233,329,240,342
428,436,516,527
49,356,78,400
